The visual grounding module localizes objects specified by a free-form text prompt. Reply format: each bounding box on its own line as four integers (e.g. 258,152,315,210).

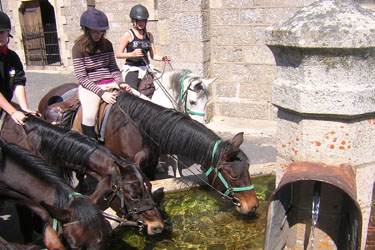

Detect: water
108,175,276,250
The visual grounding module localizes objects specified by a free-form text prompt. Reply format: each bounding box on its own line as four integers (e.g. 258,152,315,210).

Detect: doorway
19,0,61,66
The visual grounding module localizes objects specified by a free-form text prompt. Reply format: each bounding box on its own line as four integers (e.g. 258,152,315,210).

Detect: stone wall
5,0,365,121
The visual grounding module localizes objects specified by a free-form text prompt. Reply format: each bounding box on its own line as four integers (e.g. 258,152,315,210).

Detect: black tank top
125,29,151,66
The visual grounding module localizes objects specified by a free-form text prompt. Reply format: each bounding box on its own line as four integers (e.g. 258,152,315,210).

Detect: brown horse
0,138,111,249
0,114,164,235
39,87,259,214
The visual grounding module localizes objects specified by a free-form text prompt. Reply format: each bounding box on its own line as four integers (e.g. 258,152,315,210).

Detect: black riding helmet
80,8,109,30
130,5,149,20
0,11,12,38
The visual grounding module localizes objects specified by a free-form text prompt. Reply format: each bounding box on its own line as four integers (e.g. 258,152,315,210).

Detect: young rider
115,4,170,92
0,11,34,125
73,8,131,139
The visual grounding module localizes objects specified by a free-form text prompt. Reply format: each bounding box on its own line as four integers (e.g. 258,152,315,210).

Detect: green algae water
109,175,276,250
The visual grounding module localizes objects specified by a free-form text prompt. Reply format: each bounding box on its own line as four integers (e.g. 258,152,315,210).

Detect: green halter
179,74,205,117
205,140,254,196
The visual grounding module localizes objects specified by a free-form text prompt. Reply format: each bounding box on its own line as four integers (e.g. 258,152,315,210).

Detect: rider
0,11,34,125
73,8,131,139
115,4,170,94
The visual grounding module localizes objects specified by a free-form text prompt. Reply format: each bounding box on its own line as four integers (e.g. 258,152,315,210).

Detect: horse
37,69,214,124
37,85,258,215
102,91,259,214
151,69,215,124
0,138,111,249
0,114,164,235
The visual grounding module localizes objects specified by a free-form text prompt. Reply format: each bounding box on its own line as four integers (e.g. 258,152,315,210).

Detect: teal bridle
205,140,255,206
179,74,206,117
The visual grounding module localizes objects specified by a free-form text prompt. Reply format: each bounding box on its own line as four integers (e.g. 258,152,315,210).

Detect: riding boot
81,124,97,140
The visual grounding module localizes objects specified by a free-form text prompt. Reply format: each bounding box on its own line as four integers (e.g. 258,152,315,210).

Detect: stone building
1,0,373,120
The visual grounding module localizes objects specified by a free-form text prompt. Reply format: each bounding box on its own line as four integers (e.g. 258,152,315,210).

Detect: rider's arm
14,85,33,113
115,31,140,59
72,43,105,97
106,41,124,85
0,92,25,125
148,33,170,62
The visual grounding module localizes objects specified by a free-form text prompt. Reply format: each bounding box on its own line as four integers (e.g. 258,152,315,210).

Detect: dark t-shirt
0,48,26,101
125,29,151,66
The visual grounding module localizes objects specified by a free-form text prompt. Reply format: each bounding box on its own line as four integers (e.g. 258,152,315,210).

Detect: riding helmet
0,11,11,31
80,8,109,30
129,4,149,20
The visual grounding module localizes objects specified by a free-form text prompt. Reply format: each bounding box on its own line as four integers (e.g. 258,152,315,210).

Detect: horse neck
2,156,72,208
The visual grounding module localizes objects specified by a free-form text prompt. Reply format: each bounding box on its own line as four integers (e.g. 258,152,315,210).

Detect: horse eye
194,84,203,91
189,100,197,106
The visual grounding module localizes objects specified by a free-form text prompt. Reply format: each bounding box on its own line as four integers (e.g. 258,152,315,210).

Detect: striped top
72,38,123,97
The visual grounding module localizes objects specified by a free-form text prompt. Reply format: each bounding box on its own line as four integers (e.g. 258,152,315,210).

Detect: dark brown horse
39,87,259,214
0,138,111,249
0,114,164,235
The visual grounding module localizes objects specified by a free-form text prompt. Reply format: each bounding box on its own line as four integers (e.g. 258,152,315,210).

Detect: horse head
206,132,259,214
178,72,215,124
41,196,111,250
152,69,216,124
106,162,164,235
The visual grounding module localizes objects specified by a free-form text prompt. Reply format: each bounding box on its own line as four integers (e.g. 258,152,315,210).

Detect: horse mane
169,69,192,92
69,196,107,229
24,114,144,186
0,138,72,208
114,91,224,166
24,115,99,176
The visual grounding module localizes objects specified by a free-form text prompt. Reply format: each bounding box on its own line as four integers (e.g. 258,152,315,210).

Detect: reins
115,104,253,206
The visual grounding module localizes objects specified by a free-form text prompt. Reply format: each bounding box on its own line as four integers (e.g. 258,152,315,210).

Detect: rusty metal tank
264,161,361,250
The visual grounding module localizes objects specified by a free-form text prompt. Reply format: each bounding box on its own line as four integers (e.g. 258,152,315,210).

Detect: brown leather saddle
43,94,110,139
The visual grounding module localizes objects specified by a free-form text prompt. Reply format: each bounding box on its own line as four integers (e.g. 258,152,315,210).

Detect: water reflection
109,175,276,250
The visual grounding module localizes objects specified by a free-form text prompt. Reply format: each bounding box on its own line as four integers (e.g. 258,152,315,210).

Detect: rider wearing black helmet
115,4,170,96
0,11,33,125
73,8,131,139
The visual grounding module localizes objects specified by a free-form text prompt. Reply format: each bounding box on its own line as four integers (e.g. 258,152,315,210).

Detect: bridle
105,166,156,225
205,140,255,207
179,73,206,118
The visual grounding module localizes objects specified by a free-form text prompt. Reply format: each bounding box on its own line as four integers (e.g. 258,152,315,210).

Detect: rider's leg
125,71,141,89
78,86,100,139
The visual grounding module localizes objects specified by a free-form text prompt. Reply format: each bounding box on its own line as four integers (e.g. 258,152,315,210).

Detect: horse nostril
250,206,258,213
152,226,163,235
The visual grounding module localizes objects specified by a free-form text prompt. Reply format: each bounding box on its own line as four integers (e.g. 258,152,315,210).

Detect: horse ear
40,201,72,223
202,78,216,89
230,132,244,147
43,223,66,250
222,149,240,162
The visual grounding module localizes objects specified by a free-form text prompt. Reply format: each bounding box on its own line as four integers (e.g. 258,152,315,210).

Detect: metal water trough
264,162,361,250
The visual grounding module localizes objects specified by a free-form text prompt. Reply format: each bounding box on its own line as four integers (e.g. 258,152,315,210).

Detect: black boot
81,124,97,140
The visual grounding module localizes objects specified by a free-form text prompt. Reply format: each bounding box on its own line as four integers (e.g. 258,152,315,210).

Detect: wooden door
20,1,47,66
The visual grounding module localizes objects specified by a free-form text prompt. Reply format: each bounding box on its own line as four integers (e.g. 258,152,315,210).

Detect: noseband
107,167,156,219
205,140,255,206
179,74,205,117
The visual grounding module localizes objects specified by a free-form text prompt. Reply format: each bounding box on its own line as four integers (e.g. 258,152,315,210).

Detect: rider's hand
11,110,26,125
119,83,132,92
162,55,171,62
132,49,144,58
101,91,118,104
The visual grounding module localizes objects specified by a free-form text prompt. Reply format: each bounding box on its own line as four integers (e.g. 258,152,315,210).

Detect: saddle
43,93,110,141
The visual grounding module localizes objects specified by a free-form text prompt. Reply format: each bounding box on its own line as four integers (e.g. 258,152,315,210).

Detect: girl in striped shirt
73,8,131,139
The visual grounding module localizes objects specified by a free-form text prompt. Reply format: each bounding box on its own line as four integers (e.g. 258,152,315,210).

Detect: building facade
2,0,373,120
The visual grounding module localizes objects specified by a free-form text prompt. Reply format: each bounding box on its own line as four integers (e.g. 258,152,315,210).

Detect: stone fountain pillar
266,0,375,248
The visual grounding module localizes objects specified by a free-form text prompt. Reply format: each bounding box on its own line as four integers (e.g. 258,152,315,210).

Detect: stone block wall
5,0,365,121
